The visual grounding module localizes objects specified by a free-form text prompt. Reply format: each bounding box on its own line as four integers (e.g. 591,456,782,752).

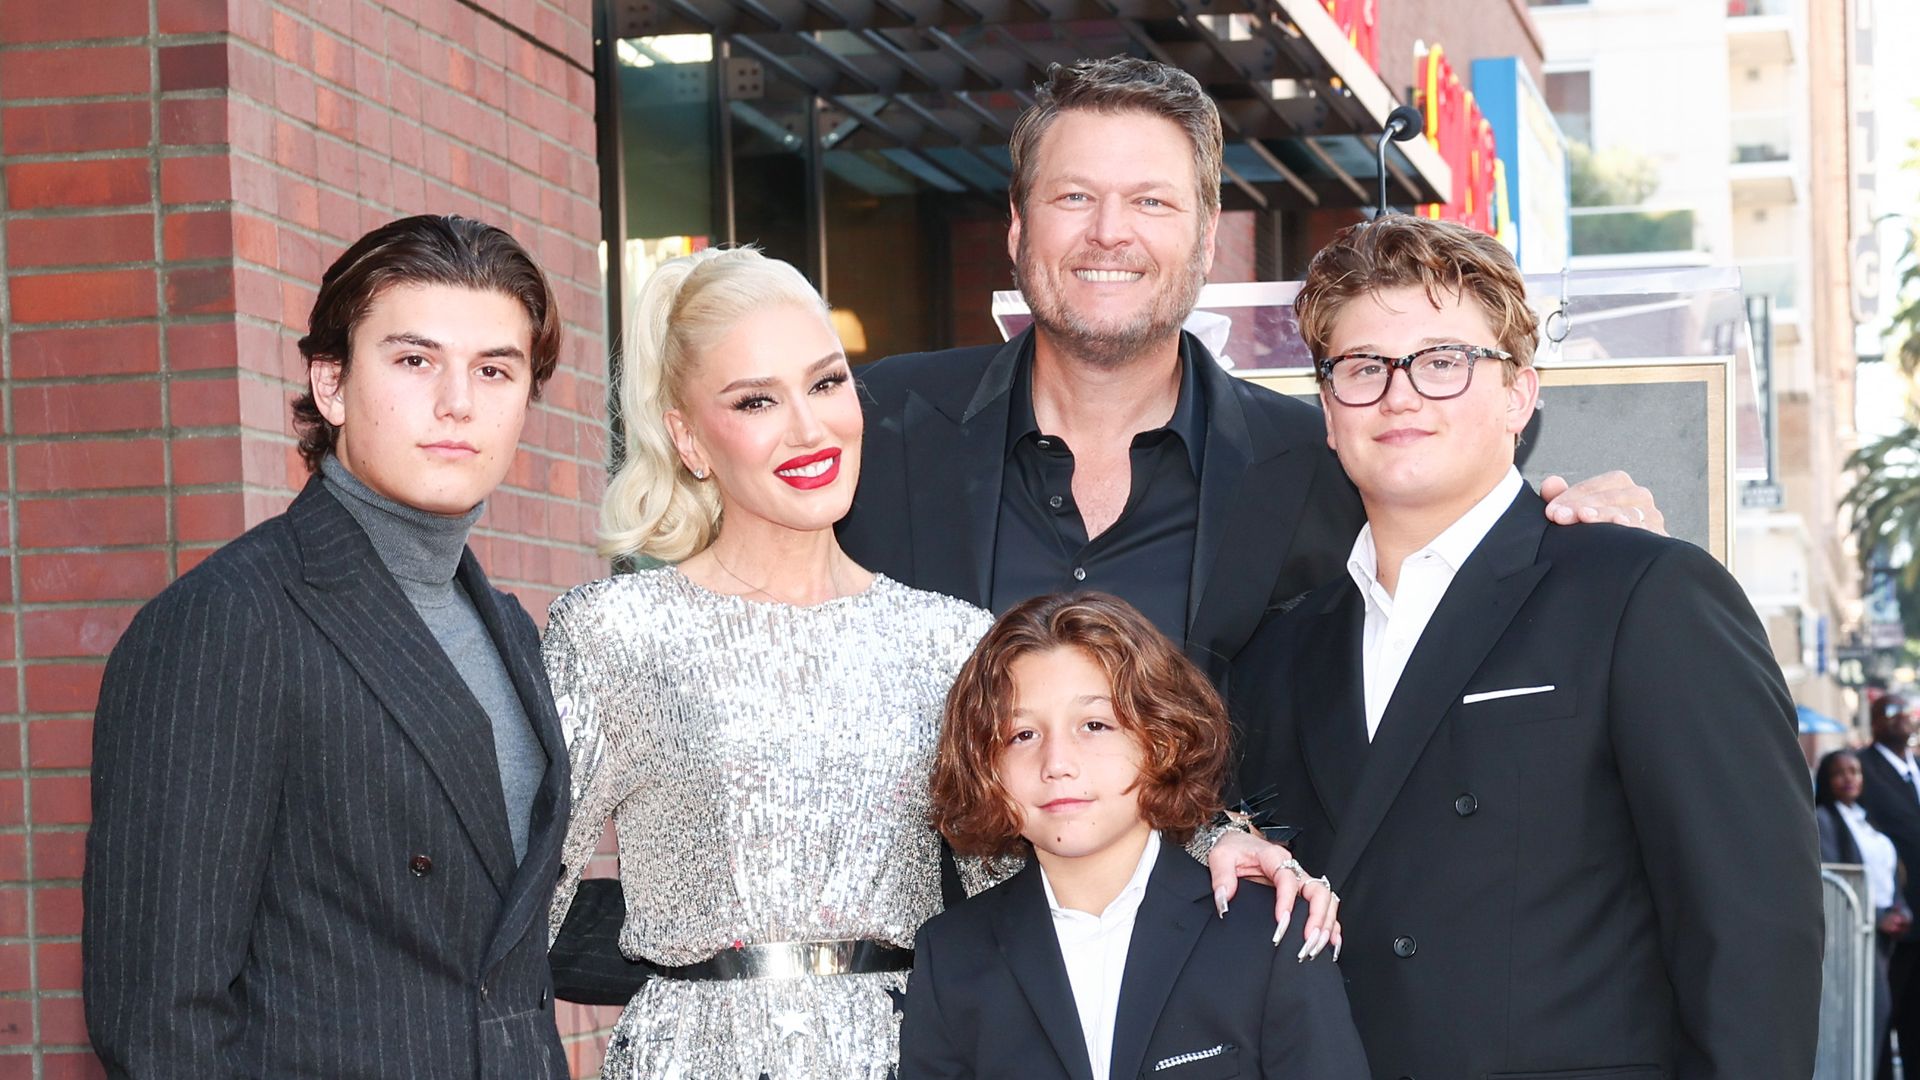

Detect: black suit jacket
1856,745,1920,936
898,841,1370,1079
84,479,570,1079
1231,485,1822,1080
843,328,1364,687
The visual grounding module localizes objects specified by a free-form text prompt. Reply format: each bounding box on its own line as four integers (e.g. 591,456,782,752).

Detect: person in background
85,215,571,1079
1854,695,1920,1079
901,592,1369,1079
1818,747,1910,1072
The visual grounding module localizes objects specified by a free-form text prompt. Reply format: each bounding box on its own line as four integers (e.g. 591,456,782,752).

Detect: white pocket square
1462,685,1556,704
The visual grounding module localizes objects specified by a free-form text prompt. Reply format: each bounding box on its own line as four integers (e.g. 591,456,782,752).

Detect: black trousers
1882,938,1920,1080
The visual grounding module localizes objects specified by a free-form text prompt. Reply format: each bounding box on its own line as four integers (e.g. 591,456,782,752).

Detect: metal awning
608,0,1451,209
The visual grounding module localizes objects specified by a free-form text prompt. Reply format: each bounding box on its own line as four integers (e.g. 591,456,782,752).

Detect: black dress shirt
988,335,1207,644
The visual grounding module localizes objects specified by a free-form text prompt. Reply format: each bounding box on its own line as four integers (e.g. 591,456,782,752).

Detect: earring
693,467,707,480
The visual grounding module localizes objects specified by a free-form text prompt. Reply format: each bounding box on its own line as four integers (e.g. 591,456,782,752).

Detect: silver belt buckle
727,940,860,979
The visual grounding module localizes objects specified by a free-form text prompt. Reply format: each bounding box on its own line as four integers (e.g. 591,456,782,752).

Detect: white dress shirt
1038,830,1162,1080
1837,801,1899,911
1346,467,1524,740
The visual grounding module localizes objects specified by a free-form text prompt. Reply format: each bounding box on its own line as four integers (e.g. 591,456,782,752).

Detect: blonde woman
544,248,991,1079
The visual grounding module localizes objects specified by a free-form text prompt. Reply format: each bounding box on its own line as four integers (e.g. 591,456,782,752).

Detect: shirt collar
1039,830,1162,923
1006,335,1209,478
1346,467,1524,598
1838,801,1869,824
1876,742,1918,776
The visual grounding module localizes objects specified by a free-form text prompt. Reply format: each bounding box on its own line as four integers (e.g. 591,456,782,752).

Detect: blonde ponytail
598,247,829,562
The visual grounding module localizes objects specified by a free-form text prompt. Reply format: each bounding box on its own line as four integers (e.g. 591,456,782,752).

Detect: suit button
409,854,433,877
1454,793,1478,817
1393,935,1417,958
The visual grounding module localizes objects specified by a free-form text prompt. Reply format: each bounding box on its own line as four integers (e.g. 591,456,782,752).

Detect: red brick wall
0,0,615,1075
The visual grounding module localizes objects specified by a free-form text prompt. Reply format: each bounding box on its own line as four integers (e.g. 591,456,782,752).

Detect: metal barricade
1818,864,1876,1080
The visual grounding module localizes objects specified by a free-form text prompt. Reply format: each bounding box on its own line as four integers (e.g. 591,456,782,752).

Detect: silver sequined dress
545,567,992,1080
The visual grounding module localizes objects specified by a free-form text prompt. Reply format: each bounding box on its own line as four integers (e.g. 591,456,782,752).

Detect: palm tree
1846,425,1920,589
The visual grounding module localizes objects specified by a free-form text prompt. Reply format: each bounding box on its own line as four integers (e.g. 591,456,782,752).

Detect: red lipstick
775,448,840,490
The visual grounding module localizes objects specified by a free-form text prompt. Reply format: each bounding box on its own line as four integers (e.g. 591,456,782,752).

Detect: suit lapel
1108,844,1214,1080
282,482,518,894
460,555,570,973
990,862,1097,1080
1325,489,1551,888
1185,351,1313,679
1292,585,1369,833
901,334,1023,607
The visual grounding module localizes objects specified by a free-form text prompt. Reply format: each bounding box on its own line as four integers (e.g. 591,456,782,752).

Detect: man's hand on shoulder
1540,471,1665,534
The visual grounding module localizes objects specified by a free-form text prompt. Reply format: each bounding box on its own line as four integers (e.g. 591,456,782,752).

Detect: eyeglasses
1316,344,1513,407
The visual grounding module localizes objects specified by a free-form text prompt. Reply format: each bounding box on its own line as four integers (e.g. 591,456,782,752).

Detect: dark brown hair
1294,215,1537,380
932,592,1228,859
1007,56,1224,221
291,214,562,472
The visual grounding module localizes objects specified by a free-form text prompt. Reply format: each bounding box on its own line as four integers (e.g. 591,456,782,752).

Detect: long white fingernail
1214,888,1229,918
1332,938,1343,962
1309,928,1329,959
1272,909,1290,947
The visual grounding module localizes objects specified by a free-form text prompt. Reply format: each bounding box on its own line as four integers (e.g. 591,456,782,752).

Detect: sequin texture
546,568,992,1079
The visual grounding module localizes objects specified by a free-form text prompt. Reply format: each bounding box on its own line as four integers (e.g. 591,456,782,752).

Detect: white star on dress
773,1010,811,1040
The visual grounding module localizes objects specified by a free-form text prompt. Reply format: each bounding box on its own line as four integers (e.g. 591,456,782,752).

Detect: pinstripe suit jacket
84,479,570,1080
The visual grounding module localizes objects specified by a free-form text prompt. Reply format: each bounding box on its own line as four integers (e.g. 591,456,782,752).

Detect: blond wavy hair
600,247,830,562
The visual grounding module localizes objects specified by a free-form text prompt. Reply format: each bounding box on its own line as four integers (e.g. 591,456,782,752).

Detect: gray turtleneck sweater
322,456,545,865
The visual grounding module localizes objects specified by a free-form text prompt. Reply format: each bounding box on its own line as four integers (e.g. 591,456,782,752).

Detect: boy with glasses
1230,215,1822,1079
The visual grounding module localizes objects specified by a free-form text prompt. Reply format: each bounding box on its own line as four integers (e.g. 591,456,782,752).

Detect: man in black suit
842,56,1659,690
1856,695,1920,1077
84,216,572,1079
1231,214,1822,1078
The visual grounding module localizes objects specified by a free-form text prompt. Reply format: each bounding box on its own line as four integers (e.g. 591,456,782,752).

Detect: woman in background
1817,748,1910,1071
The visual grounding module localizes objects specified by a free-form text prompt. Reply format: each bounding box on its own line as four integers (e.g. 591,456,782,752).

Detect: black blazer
84,479,570,1079
1231,485,1823,1080
1856,745,1920,935
843,328,1364,687
899,841,1370,1080
1819,803,1867,866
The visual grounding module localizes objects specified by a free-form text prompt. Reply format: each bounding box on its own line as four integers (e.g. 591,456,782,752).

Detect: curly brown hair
932,592,1228,860
1294,215,1536,383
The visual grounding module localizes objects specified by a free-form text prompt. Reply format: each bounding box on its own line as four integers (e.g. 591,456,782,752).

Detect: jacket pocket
1489,1060,1658,1068
1457,684,1577,726
1144,1044,1239,1078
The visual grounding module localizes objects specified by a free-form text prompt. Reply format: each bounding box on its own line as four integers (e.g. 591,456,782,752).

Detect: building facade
1531,0,1870,745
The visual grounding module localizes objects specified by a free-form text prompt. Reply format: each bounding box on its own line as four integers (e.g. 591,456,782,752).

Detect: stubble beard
1015,230,1209,372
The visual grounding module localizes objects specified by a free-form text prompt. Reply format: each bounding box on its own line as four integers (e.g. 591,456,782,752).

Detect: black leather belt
655,940,913,981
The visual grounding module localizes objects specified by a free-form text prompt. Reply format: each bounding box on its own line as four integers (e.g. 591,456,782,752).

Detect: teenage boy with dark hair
1231,214,1822,1079
84,214,572,1079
